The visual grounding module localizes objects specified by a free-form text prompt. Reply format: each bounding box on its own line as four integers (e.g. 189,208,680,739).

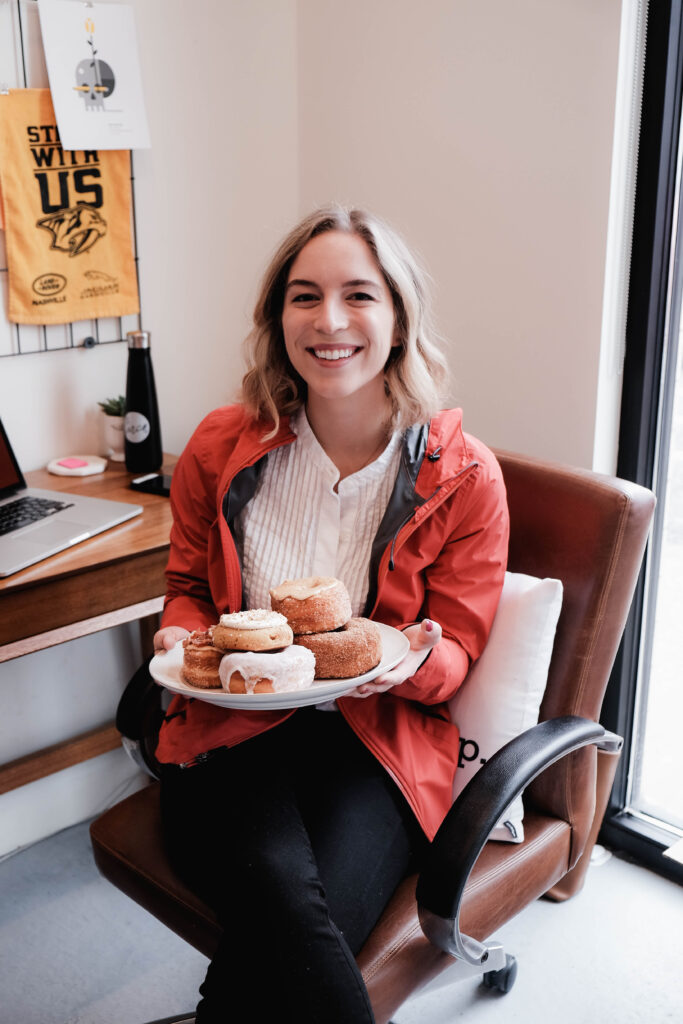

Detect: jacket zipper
368,460,478,621
388,507,419,570
387,459,478,571
179,750,213,769
178,746,233,769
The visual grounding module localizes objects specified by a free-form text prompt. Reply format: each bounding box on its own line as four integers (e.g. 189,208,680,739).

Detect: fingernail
425,619,433,631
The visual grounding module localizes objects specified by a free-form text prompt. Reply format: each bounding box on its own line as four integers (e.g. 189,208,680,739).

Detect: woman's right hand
153,625,190,655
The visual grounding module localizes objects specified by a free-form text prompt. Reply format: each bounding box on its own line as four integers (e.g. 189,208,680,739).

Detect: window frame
600,0,683,885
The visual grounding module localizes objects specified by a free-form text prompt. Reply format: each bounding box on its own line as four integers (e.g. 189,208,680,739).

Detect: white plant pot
103,414,125,462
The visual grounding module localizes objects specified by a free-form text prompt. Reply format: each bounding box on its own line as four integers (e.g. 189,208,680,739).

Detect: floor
0,821,681,1024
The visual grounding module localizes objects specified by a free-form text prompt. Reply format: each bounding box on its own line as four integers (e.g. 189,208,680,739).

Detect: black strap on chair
116,655,165,779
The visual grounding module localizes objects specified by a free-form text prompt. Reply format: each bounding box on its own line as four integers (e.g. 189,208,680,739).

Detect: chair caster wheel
482,954,517,993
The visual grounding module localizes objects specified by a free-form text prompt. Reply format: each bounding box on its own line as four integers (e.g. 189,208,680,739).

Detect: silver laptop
0,417,143,577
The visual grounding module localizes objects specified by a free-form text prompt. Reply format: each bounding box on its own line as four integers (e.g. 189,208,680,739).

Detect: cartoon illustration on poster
37,1,150,150
74,16,116,111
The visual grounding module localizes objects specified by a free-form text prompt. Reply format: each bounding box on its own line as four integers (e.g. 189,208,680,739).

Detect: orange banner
0,89,139,324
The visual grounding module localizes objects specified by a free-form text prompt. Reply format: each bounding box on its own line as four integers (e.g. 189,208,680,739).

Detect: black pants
160,707,426,1023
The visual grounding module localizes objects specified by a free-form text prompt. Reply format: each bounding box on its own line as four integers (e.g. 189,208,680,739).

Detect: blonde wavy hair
240,205,449,436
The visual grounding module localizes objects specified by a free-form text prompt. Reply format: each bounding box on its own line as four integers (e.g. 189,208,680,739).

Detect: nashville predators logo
37,203,107,257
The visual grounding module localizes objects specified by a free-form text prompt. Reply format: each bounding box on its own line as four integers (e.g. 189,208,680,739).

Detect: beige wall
297,0,622,466
133,0,300,456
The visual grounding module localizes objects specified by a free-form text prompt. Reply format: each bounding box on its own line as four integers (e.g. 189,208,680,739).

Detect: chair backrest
495,449,654,857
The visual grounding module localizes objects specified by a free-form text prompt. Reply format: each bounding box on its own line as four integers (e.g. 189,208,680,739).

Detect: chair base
482,953,518,994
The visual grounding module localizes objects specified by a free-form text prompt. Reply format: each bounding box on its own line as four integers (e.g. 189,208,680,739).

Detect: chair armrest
416,715,621,966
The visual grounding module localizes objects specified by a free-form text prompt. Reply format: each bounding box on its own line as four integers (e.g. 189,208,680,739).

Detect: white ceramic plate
149,621,410,710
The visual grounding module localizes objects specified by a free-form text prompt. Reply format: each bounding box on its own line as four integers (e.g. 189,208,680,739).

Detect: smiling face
281,230,397,410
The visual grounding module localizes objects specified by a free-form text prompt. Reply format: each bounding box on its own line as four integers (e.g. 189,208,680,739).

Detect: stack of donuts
181,610,315,694
180,576,383,693
270,576,383,679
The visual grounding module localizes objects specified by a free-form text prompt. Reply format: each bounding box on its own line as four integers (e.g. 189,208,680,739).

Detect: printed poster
38,0,150,151
0,89,140,324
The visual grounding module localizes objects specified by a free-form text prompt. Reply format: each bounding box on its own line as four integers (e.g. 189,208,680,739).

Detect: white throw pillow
448,571,563,842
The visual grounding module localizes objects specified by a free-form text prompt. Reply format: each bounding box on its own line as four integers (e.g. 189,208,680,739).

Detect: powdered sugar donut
269,577,352,634
294,618,383,679
213,609,293,651
218,644,316,694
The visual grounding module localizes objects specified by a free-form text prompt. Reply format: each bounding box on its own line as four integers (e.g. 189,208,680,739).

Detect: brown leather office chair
89,450,655,1023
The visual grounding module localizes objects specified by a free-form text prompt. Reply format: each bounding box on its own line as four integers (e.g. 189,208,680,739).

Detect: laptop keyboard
0,496,75,536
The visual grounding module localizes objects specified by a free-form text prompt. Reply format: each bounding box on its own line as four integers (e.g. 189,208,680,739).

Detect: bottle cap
127,330,151,349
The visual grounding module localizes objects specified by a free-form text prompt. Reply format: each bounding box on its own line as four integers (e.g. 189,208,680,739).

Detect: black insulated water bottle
124,330,163,473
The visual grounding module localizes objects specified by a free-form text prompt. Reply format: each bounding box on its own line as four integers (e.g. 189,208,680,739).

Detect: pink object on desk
47,455,107,476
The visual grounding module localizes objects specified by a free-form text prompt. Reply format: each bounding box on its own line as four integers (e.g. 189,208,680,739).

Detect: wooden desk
0,458,176,794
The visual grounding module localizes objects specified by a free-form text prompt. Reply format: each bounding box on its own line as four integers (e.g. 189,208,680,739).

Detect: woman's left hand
348,619,442,698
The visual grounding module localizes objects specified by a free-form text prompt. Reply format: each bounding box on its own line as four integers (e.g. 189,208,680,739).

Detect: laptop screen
0,419,27,498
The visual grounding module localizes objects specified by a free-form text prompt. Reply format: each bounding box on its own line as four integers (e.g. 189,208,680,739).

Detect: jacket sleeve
162,425,221,632
391,457,509,705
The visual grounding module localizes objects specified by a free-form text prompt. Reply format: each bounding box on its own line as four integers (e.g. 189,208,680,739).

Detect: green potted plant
98,395,126,462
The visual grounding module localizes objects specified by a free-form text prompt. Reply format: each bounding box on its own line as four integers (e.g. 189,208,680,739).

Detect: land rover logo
32,273,67,297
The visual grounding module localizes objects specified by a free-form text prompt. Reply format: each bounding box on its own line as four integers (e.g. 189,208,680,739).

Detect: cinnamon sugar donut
213,609,293,652
218,645,316,694
269,577,352,635
181,628,223,689
294,618,383,679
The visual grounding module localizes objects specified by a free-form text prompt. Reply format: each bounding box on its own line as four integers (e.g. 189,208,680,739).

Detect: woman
154,205,509,1023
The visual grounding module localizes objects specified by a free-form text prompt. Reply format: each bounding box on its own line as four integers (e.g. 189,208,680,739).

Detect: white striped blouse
233,407,403,616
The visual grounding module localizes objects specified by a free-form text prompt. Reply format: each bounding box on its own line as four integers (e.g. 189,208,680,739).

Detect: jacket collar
219,407,469,485
411,408,471,497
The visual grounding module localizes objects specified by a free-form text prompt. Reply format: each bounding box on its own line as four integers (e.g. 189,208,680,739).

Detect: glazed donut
218,645,316,694
181,628,223,689
269,577,352,635
294,618,383,679
213,609,293,652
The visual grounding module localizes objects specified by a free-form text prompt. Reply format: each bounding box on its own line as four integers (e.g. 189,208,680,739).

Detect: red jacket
156,405,509,839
